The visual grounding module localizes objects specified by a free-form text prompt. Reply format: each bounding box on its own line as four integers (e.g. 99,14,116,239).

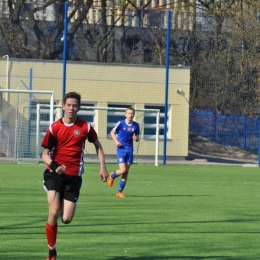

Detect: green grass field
1,163,260,260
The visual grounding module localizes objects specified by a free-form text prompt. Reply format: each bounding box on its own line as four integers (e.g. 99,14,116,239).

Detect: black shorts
43,169,82,203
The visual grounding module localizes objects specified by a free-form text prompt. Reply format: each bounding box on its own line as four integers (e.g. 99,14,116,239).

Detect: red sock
46,223,58,249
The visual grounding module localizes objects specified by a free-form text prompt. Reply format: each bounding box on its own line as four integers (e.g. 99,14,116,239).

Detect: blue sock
111,172,118,179
118,180,126,193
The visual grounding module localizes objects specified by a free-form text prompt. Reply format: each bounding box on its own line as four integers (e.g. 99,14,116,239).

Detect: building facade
0,59,190,163
0,0,196,30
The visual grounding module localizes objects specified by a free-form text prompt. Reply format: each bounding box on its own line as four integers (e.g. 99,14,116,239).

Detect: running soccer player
108,107,140,198
41,92,108,260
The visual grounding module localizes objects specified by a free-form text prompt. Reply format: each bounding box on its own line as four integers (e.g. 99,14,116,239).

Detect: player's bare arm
93,139,108,182
42,148,66,175
110,129,122,146
133,134,139,142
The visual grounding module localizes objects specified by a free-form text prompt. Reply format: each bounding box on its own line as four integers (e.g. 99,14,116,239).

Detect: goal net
0,89,54,163
36,105,160,166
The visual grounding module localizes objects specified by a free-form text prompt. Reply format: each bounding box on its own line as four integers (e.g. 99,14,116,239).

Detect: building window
78,102,96,126
149,11,164,28
144,105,168,138
196,15,214,32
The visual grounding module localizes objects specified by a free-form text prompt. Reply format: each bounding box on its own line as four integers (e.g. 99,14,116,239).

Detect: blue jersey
113,119,140,148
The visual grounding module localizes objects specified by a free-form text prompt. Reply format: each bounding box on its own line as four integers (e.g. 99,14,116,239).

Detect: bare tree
190,0,260,117
0,0,93,59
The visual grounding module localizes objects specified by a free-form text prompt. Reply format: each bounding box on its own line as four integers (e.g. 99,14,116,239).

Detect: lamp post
2,55,9,100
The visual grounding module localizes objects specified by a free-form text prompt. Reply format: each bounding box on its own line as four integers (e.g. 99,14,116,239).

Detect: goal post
0,89,54,163
36,105,160,166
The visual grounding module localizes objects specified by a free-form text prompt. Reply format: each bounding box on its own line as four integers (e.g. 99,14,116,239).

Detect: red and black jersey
41,117,97,176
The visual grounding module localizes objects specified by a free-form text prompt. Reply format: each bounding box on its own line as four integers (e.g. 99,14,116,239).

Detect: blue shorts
117,146,133,164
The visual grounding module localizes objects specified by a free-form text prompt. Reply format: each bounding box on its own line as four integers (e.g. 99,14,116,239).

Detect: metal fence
190,110,259,152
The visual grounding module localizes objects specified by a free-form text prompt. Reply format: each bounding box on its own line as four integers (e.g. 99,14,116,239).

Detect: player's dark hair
63,92,81,106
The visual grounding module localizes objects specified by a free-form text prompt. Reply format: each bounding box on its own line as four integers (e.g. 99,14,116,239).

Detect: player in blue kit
108,107,140,198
